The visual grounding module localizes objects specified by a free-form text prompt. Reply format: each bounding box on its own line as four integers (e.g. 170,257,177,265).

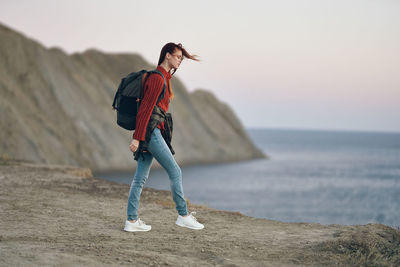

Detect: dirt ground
1,160,399,266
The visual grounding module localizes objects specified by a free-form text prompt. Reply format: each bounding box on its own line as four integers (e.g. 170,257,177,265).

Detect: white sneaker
176,212,204,230
124,218,151,232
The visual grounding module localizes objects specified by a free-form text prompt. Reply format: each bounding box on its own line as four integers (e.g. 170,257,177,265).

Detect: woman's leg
148,128,188,217
126,152,154,221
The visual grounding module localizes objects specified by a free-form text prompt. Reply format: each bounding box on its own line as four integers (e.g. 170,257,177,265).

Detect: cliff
1,160,399,266
0,23,264,171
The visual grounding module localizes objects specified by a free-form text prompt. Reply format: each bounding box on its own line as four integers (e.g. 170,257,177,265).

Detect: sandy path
1,160,399,266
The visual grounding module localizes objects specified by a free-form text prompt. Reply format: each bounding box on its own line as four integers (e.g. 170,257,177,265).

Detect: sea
95,128,400,228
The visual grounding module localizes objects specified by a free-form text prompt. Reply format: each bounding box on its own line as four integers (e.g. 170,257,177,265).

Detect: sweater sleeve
133,74,164,141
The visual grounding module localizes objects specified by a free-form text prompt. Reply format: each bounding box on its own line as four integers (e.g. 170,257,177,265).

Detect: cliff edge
1,160,399,266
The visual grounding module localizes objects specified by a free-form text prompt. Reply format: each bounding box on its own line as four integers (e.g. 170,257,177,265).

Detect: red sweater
133,65,171,141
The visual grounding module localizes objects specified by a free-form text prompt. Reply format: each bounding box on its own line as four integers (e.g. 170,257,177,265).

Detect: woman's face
168,49,183,69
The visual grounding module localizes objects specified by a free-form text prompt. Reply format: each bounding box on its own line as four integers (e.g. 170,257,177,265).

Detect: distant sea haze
96,128,400,228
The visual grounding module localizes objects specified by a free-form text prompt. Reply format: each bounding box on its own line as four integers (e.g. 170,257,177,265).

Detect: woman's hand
130,139,140,152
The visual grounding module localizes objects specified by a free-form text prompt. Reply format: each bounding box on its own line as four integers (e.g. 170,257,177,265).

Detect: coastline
1,159,399,266
90,153,268,174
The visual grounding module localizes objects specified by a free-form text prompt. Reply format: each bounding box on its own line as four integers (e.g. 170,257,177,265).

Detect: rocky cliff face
0,23,264,171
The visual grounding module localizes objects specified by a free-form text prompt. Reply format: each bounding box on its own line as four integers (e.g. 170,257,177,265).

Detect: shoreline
1,159,399,266
90,153,268,174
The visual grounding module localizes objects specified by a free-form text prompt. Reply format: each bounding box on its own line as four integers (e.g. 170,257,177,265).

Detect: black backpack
112,69,166,130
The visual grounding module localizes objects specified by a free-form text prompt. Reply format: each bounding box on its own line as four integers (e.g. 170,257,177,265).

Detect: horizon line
245,126,400,134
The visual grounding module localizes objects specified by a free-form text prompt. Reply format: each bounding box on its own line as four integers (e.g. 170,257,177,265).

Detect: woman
124,43,204,232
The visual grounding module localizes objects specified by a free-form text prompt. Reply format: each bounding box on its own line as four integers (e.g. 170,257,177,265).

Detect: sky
1,0,399,132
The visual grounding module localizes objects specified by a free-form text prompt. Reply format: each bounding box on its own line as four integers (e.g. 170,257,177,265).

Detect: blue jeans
127,128,188,220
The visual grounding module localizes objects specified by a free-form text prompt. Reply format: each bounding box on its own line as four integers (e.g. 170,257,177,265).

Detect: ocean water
96,128,400,227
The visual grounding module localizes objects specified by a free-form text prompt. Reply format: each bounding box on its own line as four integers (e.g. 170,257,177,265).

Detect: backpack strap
112,77,126,109
146,69,167,105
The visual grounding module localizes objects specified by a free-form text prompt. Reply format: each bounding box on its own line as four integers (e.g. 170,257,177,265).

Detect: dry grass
315,224,400,266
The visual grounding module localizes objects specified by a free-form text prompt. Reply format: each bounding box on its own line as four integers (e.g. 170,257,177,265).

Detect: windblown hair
157,42,199,99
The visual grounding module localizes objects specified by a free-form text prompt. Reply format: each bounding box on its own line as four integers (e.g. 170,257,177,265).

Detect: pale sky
1,0,399,132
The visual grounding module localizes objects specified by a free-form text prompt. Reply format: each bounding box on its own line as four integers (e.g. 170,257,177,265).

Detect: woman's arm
133,74,164,141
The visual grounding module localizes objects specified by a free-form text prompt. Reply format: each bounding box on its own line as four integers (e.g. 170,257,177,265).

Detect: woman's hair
157,42,199,99
157,42,199,73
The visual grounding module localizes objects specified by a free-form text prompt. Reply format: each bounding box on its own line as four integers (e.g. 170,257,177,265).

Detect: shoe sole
175,221,204,230
123,227,151,232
